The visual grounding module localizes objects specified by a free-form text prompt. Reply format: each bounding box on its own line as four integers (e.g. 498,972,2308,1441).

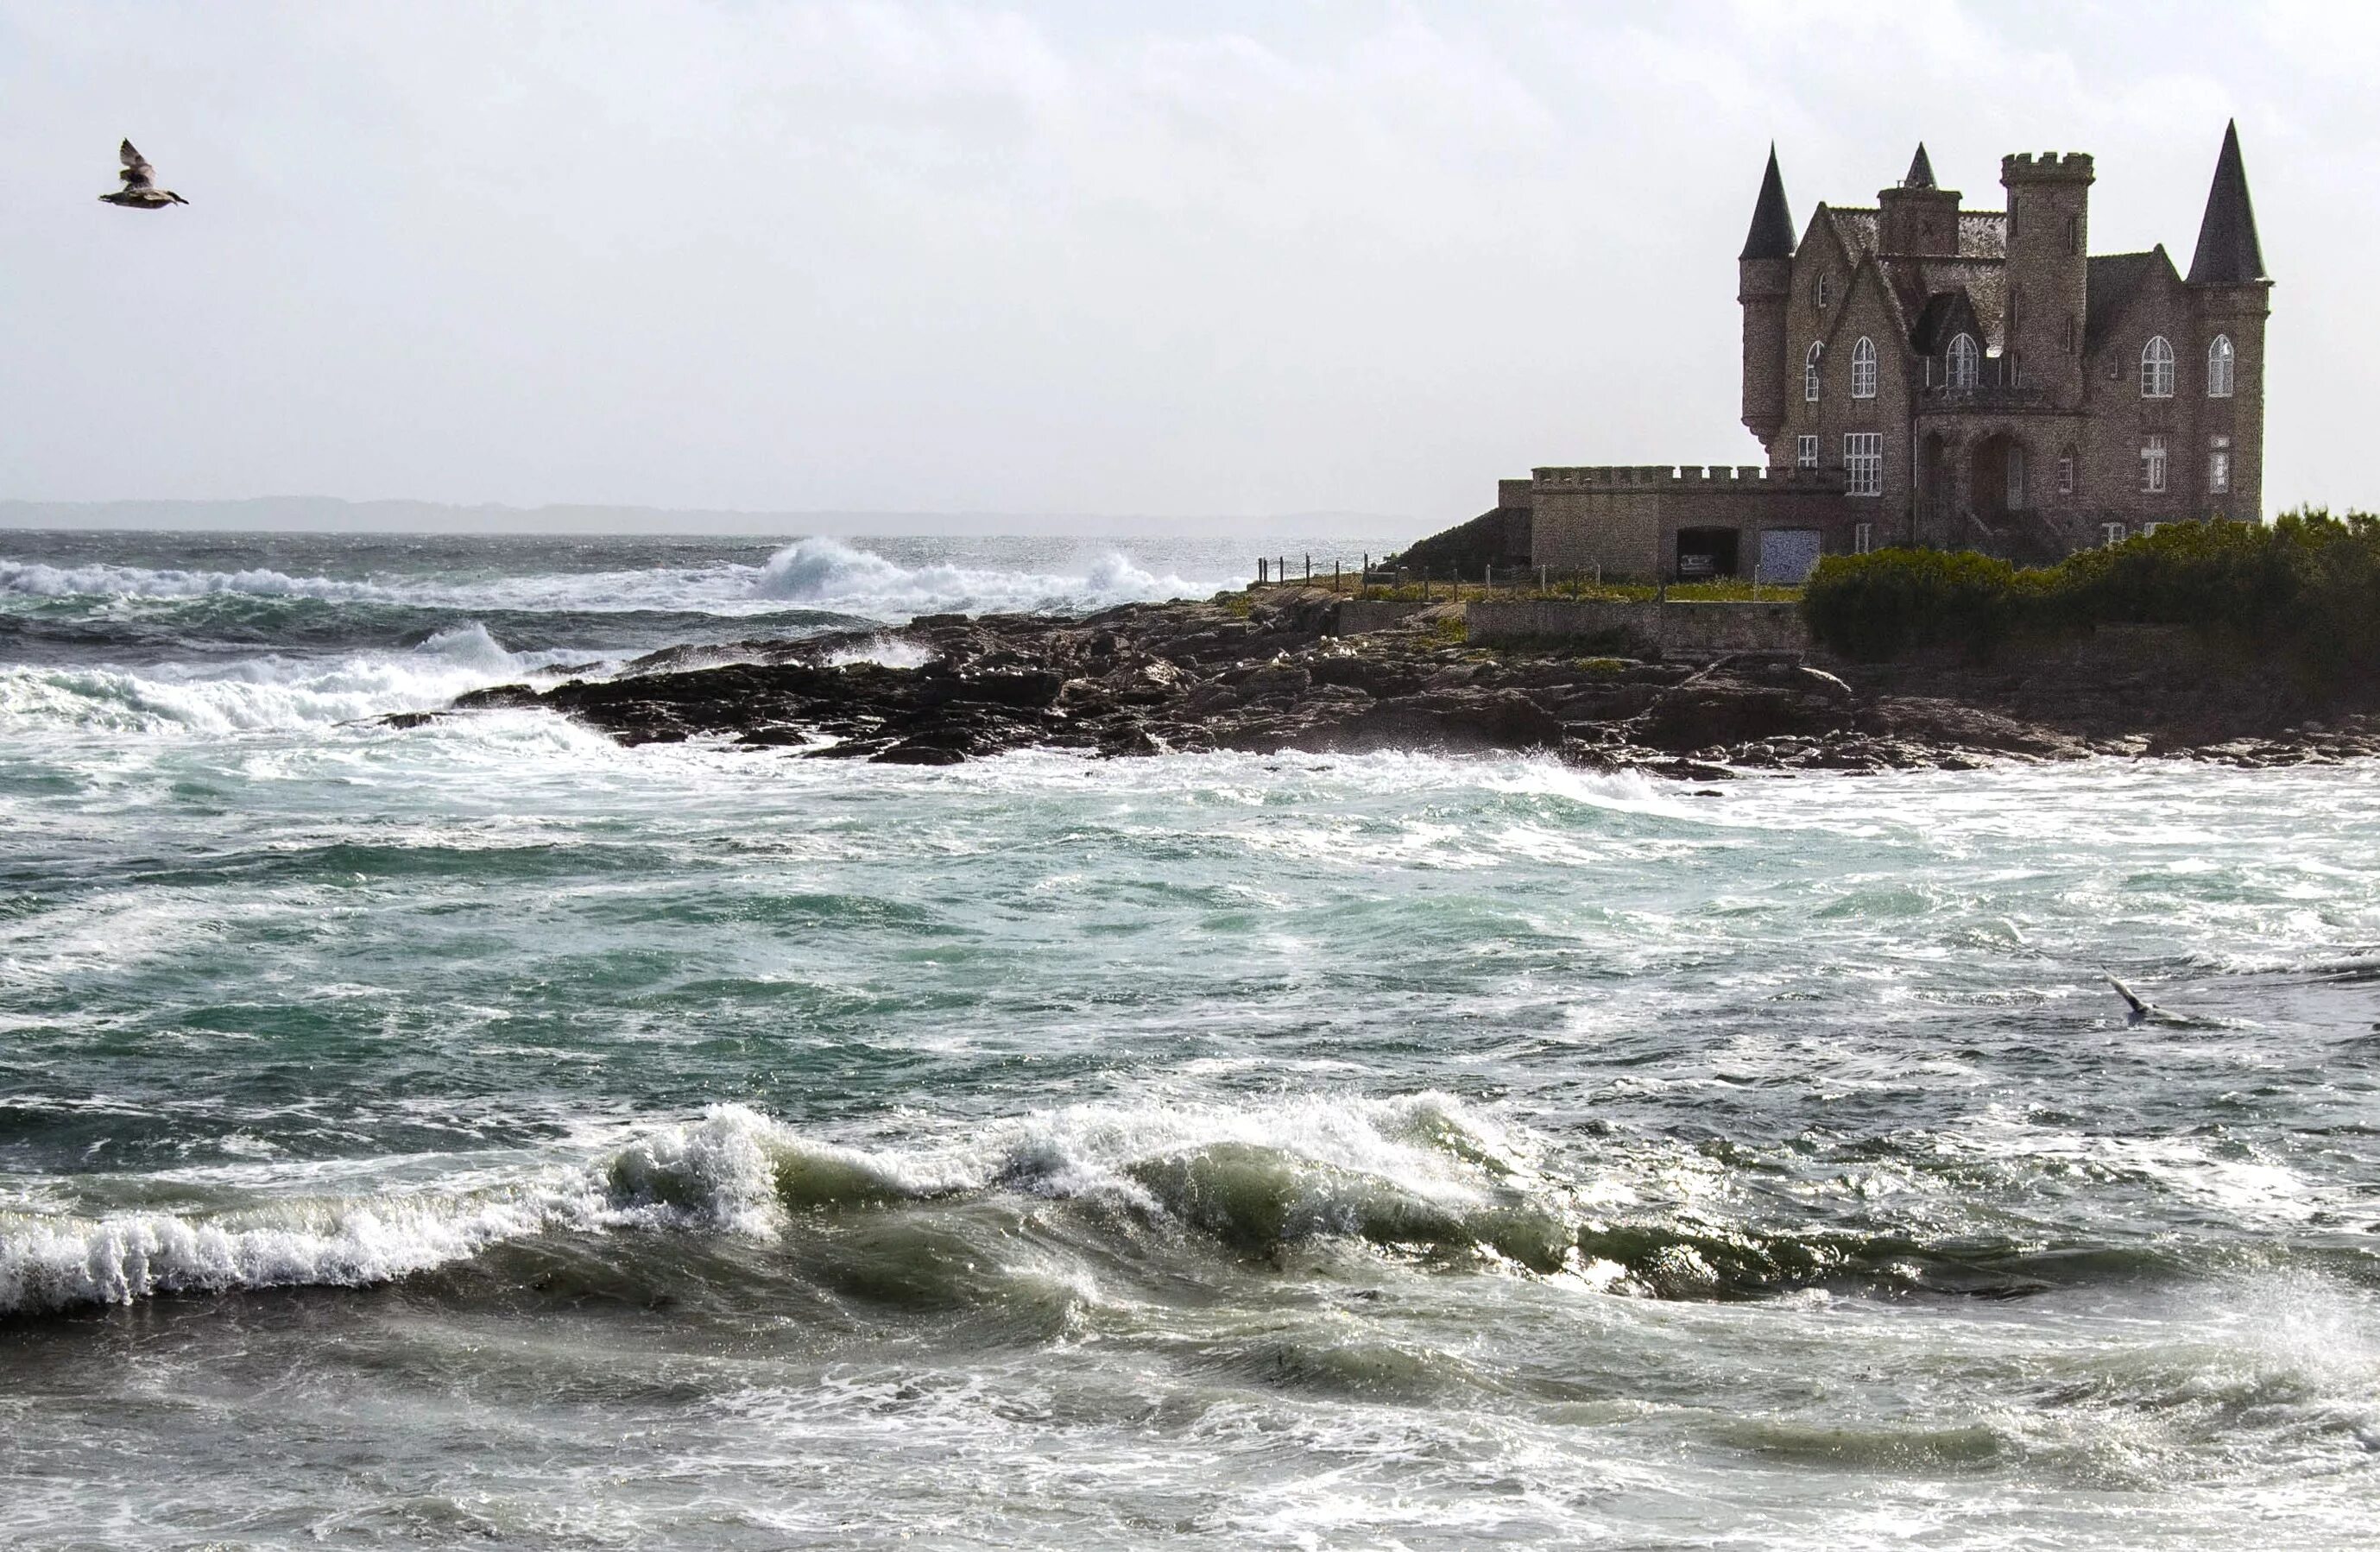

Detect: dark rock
425,586,2380,778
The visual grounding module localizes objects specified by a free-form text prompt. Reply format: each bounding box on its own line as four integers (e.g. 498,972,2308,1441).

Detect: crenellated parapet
2000,150,2094,182
1532,464,1847,491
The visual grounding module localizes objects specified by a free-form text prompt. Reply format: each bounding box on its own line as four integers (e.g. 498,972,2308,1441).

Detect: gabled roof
1740,145,1796,261
1910,289,1985,355
1954,213,2007,259
2084,247,2182,350
2187,120,2268,284
1822,206,1880,256
1817,201,2011,353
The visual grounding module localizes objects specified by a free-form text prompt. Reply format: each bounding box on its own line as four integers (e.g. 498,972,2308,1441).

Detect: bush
1801,546,2045,659
1801,510,2380,672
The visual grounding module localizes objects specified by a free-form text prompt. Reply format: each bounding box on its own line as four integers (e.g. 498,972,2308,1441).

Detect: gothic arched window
1851,337,1878,399
1805,342,1823,402
1947,333,1979,390
2142,336,2176,398
2207,334,2235,398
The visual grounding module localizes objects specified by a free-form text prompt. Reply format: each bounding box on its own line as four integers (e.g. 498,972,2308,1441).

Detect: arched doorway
1970,433,2028,514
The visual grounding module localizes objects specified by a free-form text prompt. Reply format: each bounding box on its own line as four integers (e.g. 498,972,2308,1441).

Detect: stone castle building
1477,124,2271,583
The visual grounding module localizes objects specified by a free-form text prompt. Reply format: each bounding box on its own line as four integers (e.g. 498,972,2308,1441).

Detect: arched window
2141,336,2175,398
2207,334,2235,398
1816,274,1831,309
1947,333,1979,390
1851,337,1878,399
1805,342,1823,402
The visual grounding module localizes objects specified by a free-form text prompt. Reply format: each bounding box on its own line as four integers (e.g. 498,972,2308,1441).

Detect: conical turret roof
2187,120,2268,284
1739,145,1796,261
1903,142,1936,189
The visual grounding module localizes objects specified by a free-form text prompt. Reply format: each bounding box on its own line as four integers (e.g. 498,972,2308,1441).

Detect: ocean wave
19,1093,2355,1320
1,1095,1542,1315
750,536,1209,617
0,628,594,736
2,539,1219,624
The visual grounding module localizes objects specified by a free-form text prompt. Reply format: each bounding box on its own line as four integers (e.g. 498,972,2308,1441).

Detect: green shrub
1800,510,2380,674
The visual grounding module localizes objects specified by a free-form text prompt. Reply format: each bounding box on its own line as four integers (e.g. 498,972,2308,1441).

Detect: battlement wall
2001,151,2094,181
1531,464,1847,493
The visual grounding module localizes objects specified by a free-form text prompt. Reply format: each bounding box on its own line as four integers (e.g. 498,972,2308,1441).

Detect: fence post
1258,557,1267,584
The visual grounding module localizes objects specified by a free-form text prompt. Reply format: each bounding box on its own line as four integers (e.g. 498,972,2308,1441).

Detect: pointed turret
1739,145,1796,261
1737,145,1795,446
2187,120,2267,284
1903,142,1936,189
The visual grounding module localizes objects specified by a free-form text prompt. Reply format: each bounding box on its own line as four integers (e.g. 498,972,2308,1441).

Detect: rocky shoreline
441,589,2380,776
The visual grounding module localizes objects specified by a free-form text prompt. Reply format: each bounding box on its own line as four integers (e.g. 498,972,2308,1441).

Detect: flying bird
2105,974,2161,1027
99,140,187,209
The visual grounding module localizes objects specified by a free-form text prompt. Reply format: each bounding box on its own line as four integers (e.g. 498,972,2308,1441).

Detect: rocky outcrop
439,589,2380,775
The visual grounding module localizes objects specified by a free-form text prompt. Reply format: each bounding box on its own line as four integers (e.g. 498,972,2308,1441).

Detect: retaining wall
1466,599,1809,656
1329,600,1436,634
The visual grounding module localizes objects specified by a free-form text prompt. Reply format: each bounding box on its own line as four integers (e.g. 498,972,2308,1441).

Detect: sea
2,530,2377,1549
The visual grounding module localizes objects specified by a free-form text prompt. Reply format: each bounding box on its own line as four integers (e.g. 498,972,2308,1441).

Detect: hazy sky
1,2,2369,526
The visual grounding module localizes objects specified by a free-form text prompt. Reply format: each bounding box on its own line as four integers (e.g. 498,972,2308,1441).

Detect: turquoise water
3,533,2377,1548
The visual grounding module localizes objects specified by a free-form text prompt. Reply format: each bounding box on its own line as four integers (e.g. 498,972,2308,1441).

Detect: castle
1475,123,2271,583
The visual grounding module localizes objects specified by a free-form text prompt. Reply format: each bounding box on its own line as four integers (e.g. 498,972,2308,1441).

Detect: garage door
1758,528,1822,584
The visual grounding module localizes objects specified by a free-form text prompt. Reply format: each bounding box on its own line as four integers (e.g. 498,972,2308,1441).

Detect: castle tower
1878,142,1960,256
1738,145,1795,447
2187,120,2273,516
2000,150,2094,407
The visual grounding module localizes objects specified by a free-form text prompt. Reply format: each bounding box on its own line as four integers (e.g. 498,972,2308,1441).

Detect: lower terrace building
1482,125,2272,583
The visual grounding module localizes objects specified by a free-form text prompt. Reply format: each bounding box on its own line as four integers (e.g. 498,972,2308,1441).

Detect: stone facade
1499,125,2272,581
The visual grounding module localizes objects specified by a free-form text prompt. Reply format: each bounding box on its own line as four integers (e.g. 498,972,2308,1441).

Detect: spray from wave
750,537,1210,617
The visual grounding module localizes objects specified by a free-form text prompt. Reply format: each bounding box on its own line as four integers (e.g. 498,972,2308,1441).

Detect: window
1854,522,1874,554
1805,342,1823,402
2063,314,2077,353
2007,289,2022,328
1851,337,1878,399
2067,213,2081,255
2102,522,2128,547
1796,434,1819,469
1948,333,1979,389
1845,432,1882,496
2005,351,2022,388
2207,334,2235,398
2142,434,2168,493
1816,274,1832,309
2209,435,2232,494
2141,336,2176,398
2058,451,2075,495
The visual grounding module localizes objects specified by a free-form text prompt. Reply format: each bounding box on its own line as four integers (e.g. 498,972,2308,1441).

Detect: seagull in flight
99,140,187,209
2105,974,2162,1027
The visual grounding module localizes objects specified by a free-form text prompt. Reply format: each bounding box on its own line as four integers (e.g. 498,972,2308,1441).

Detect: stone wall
1466,599,1809,656
1523,465,1859,581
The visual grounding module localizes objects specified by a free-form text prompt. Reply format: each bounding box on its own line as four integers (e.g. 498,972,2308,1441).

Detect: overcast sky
1,1,2368,527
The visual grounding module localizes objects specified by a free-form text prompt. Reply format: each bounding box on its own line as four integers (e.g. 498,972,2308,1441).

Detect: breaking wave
12,1093,2357,1320
750,536,1209,617
0,625,597,735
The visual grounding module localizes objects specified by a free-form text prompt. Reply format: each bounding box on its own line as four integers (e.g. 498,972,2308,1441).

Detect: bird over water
100,140,186,208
